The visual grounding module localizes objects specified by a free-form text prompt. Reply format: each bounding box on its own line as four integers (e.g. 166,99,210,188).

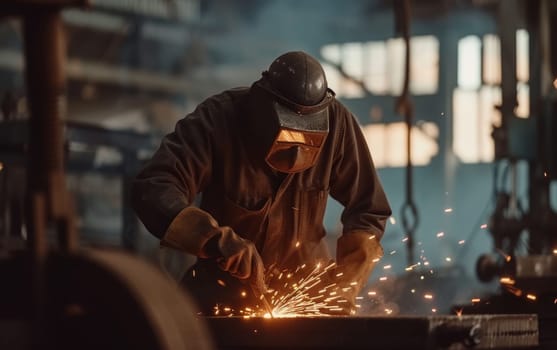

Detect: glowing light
436,232,445,238
420,276,424,280
390,250,396,255
445,257,452,262
544,171,548,177
480,224,487,229
389,217,397,225
444,208,453,213
383,265,392,270
458,240,465,245
455,308,463,316
379,276,388,281
411,289,415,293
295,241,300,248
423,261,430,266
368,235,376,240
217,279,226,287
424,294,433,300
372,258,380,263
192,269,196,277
264,262,347,317
553,78,557,89
368,291,377,296
0,162,3,172
471,298,481,303
432,308,437,313
385,308,393,315
500,277,515,285
553,249,557,255
402,237,409,242
241,291,247,297
526,294,537,301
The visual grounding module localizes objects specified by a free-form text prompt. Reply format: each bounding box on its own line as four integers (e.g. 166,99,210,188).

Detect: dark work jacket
131,87,391,313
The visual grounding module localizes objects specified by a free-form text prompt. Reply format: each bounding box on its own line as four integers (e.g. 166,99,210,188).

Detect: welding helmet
250,51,335,173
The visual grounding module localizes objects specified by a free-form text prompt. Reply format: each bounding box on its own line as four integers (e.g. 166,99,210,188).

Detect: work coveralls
131,86,391,313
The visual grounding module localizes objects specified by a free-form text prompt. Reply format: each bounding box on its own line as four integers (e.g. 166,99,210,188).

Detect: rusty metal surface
204,314,538,350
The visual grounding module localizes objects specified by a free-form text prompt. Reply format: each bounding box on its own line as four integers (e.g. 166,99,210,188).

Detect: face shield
252,81,335,173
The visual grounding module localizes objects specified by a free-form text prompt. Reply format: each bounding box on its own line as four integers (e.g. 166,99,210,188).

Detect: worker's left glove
332,231,384,314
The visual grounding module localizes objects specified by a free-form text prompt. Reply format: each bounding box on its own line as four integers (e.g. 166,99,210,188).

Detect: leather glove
161,206,267,295
334,231,384,310
206,226,267,296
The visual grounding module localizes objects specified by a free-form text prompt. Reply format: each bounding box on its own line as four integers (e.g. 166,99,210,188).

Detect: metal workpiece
204,314,538,350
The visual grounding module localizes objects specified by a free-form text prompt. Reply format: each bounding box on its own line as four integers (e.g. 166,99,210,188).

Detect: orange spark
471,298,481,303
217,279,226,287
526,294,537,301
424,294,433,300
455,308,463,316
295,241,300,248
500,277,515,285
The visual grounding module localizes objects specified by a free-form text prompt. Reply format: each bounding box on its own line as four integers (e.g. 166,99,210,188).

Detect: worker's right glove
206,226,267,296
161,206,267,296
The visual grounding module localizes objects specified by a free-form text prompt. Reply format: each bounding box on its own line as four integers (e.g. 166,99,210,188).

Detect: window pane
361,124,386,167
453,88,480,162
483,34,501,85
458,36,482,89
516,82,529,118
410,35,439,94
363,41,388,95
479,86,501,161
321,44,342,65
340,42,365,98
387,38,406,95
516,29,529,83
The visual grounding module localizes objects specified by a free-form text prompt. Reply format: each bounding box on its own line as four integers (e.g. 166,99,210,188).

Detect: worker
131,51,391,315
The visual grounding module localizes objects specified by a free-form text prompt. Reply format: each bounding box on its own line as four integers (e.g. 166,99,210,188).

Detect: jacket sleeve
131,100,218,247
329,103,392,301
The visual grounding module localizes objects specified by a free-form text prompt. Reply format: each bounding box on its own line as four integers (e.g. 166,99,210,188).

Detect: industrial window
320,35,439,98
453,30,530,163
361,121,439,168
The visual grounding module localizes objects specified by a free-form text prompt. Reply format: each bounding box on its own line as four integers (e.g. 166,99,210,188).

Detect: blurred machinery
467,0,557,348
0,1,213,349
475,0,557,294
